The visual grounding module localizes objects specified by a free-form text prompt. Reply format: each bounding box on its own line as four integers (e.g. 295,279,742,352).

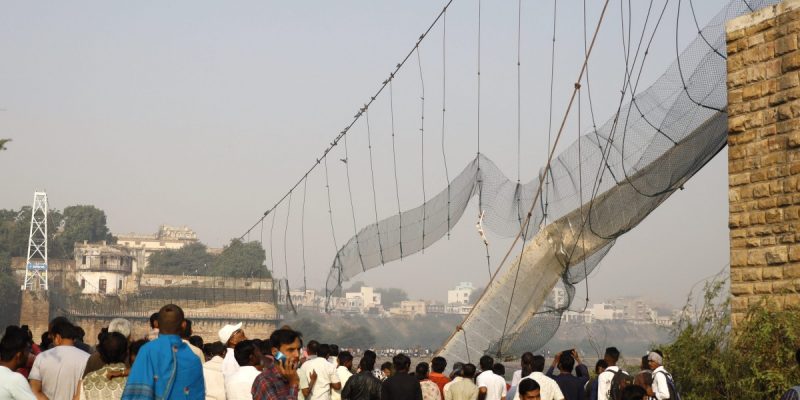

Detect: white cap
108,318,132,338
218,322,243,344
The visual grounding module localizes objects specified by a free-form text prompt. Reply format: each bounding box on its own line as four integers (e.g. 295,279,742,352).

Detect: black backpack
609,369,632,400
655,370,681,400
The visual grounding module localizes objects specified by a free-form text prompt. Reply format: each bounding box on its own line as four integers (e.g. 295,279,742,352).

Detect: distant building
344,286,382,312
74,241,135,295
389,300,427,318
447,282,475,305
115,225,200,273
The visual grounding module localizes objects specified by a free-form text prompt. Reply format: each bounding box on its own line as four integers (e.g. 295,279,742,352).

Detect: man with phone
252,328,303,400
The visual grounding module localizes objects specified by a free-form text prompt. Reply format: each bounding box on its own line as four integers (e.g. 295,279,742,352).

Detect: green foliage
660,279,800,400
378,287,408,307
55,205,115,255
212,239,268,278
147,242,213,275
147,239,270,278
0,250,21,328
0,139,9,151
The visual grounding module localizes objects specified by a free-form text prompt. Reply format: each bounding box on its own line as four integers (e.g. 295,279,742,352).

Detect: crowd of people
0,303,687,400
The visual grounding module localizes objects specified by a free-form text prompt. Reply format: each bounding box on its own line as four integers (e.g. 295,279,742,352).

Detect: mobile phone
275,351,287,366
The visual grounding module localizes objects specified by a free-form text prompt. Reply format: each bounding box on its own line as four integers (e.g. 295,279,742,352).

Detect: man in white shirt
300,341,341,400
331,352,353,400
513,355,563,400
647,351,672,400
29,319,90,400
597,347,628,400
477,356,507,400
225,340,263,400
203,342,227,400
218,323,246,378
0,326,36,400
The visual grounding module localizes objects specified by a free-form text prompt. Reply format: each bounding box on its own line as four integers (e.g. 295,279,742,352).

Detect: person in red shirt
427,356,450,400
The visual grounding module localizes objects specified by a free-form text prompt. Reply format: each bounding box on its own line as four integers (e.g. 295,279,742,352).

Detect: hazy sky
0,0,735,307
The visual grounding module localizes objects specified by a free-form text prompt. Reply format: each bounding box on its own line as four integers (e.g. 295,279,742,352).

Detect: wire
543,0,558,225
283,191,292,281
301,178,308,291
417,47,427,251
269,208,276,276
442,10,452,239
365,110,385,265
689,0,726,59
389,81,404,259
323,156,339,254
343,134,366,271
237,0,455,241
675,0,724,113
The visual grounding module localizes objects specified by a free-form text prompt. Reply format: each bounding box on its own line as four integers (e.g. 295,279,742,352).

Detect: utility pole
22,191,48,291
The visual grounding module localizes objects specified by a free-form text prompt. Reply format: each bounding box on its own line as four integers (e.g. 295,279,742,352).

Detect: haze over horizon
0,0,735,308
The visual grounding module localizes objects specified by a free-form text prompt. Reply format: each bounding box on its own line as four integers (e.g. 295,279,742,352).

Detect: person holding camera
545,350,589,400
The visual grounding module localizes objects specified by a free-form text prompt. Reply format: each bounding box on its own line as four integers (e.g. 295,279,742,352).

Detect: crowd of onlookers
4,301,759,400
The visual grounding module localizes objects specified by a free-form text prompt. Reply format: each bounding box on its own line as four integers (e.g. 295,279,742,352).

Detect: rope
389,81,404,259
343,134,366,271
442,10,451,239
301,178,308,291
237,0,455,241
543,0,558,225
366,110,385,265
417,47,427,252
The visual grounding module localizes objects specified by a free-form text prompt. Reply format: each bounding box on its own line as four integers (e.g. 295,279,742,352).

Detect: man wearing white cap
219,323,247,378
647,351,674,400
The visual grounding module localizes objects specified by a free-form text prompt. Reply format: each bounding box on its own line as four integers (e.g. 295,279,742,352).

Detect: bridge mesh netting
322,0,777,362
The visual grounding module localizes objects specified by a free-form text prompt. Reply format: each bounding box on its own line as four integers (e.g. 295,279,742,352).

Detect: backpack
609,369,632,400
655,370,681,400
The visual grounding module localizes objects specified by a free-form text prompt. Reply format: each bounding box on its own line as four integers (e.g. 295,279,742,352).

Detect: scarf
121,334,205,400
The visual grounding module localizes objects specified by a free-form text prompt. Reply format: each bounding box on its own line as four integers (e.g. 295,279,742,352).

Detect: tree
335,325,376,348
0,139,9,151
469,287,484,304
0,250,21,329
377,287,408,307
55,205,115,256
147,242,213,275
211,239,270,278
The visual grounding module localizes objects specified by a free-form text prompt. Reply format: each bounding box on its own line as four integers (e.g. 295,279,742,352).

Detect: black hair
531,355,546,372
521,352,535,377
306,340,319,355
518,378,541,396
149,312,159,329
234,340,257,366
99,332,128,364
318,343,331,359
189,335,204,349
461,363,477,379
0,326,27,362
130,339,148,356
393,353,411,372
492,363,505,376
641,355,649,370
605,347,621,363
381,361,393,372
256,339,270,357
359,354,376,372
157,304,184,334
269,328,301,351
415,362,430,381
796,348,800,365
182,319,193,339
75,326,86,341
621,385,647,400
431,356,447,373
480,355,494,371
51,318,77,340
330,344,340,357
558,352,575,373
19,325,33,345
595,359,608,374
205,341,226,358
338,351,353,366
39,331,51,349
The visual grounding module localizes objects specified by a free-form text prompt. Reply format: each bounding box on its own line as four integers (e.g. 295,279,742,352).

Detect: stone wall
19,291,50,342
727,0,800,325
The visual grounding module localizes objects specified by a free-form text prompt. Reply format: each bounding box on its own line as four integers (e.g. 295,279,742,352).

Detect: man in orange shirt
428,356,450,400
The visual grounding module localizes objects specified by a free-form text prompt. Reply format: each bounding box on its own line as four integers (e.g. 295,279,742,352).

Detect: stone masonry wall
727,0,800,325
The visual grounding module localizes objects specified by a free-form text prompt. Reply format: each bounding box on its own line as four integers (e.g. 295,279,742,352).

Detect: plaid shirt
251,359,298,400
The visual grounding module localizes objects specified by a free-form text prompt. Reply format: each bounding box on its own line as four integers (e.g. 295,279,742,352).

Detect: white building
74,241,135,295
344,286,382,312
447,282,475,305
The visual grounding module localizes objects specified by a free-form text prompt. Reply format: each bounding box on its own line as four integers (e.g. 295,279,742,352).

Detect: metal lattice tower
23,192,48,291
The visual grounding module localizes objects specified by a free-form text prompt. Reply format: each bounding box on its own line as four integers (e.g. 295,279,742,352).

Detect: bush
660,278,800,400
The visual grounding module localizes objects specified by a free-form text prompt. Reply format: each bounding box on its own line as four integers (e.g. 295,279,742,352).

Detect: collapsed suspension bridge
235,0,776,362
